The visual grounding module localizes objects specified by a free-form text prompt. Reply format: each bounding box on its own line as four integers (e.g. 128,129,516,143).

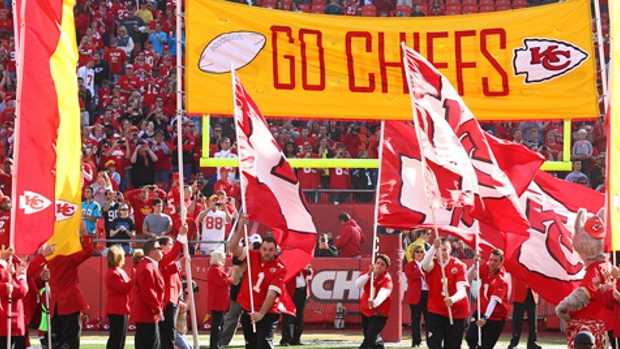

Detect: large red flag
12,0,83,256
378,46,544,234
500,171,605,304
233,72,317,281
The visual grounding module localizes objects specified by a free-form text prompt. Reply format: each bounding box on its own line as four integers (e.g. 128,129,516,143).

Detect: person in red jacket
49,231,94,349
157,229,185,349
207,250,231,349
405,245,427,347
466,249,509,349
422,237,470,349
132,239,165,349
0,249,28,348
105,245,133,349
334,212,363,258
24,245,53,348
355,253,393,349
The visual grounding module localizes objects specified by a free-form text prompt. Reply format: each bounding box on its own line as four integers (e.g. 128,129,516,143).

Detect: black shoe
279,341,290,346
527,343,542,349
507,345,517,349
290,341,304,346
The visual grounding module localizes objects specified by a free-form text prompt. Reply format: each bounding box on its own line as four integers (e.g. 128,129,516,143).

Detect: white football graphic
199,31,266,74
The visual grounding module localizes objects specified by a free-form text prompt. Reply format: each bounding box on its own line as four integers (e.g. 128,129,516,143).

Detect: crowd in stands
0,0,611,249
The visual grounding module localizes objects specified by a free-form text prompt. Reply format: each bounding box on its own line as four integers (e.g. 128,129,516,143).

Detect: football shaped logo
55,200,77,221
19,191,52,215
199,31,266,74
513,38,588,83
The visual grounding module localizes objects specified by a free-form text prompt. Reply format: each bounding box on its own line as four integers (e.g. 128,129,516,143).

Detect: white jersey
200,209,227,255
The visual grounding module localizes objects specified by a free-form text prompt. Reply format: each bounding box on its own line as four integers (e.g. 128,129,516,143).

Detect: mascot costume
555,209,620,349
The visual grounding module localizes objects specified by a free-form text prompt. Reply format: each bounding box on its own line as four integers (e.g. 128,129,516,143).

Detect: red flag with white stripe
233,72,317,282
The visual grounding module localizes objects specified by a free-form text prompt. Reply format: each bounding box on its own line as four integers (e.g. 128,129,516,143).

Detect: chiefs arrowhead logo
55,200,77,221
19,191,52,215
513,38,588,83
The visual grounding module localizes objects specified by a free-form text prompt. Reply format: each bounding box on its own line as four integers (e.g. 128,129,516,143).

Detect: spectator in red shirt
329,144,351,203
405,244,427,347
0,195,10,248
104,38,127,81
334,212,363,257
207,250,232,349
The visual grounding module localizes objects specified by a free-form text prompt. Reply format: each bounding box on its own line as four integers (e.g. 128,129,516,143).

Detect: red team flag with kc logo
12,0,83,256
233,71,318,282
379,45,543,236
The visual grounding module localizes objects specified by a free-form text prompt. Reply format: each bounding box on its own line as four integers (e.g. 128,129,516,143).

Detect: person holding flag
422,237,469,349
465,249,509,349
227,215,287,349
354,254,393,349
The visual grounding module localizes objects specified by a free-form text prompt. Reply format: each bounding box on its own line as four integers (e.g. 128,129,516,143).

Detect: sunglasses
414,250,424,254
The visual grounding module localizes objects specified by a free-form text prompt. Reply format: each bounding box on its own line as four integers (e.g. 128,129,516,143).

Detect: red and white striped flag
233,71,317,281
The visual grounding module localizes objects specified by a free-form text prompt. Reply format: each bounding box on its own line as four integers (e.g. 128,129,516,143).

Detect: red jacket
335,220,363,257
105,267,132,316
49,237,93,316
160,242,183,305
131,257,165,323
404,261,423,305
24,254,46,326
360,271,393,317
0,260,28,336
207,265,231,312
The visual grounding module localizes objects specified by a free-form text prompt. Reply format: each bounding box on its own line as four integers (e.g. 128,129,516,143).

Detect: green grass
58,331,569,349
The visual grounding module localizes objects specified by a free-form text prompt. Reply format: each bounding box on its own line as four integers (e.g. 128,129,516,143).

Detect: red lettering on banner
271,26,296,89
480,29,509,96
426,32,449,70
346,31,376,92
299,29,326,91
530,45,570,71
526,200,582,275
454,30,477,96
378,32,408,93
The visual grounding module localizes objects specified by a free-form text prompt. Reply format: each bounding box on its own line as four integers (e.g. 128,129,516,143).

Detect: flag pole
231,69,257,333
401,42,453,325
45,279,52,349
475,234,482,346
174,0,199,347
592,0,609,111
8,0,26,346
369,120,386,301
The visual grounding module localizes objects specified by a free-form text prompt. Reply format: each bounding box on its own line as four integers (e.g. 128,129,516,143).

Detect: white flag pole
174,1,199,347
475,234,482,346
369,120,386,301
45,279,52,349
231,69,257,333
592,0,609,111
401,42,453,325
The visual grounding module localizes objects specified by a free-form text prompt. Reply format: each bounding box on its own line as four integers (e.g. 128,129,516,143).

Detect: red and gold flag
607,0,620,252
12,0,82,257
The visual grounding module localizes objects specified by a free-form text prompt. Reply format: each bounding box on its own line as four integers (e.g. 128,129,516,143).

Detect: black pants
360,315,387,349
210,311,224,349
135,322,160,349
52,311,81,349
510,290,538,348
240,311,279,349
107,314,128,349
465,316,506,349
281,286,307,344
0,337,25,349
410,290,428,346
158,303,178,349
426,312,466,349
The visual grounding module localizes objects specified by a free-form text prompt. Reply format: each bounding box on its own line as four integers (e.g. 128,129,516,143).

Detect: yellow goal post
199,115,573,171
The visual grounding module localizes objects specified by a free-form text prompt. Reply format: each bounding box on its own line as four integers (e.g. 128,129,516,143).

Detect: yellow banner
186,0,598,121
48,0,83,257
608,0,619,252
